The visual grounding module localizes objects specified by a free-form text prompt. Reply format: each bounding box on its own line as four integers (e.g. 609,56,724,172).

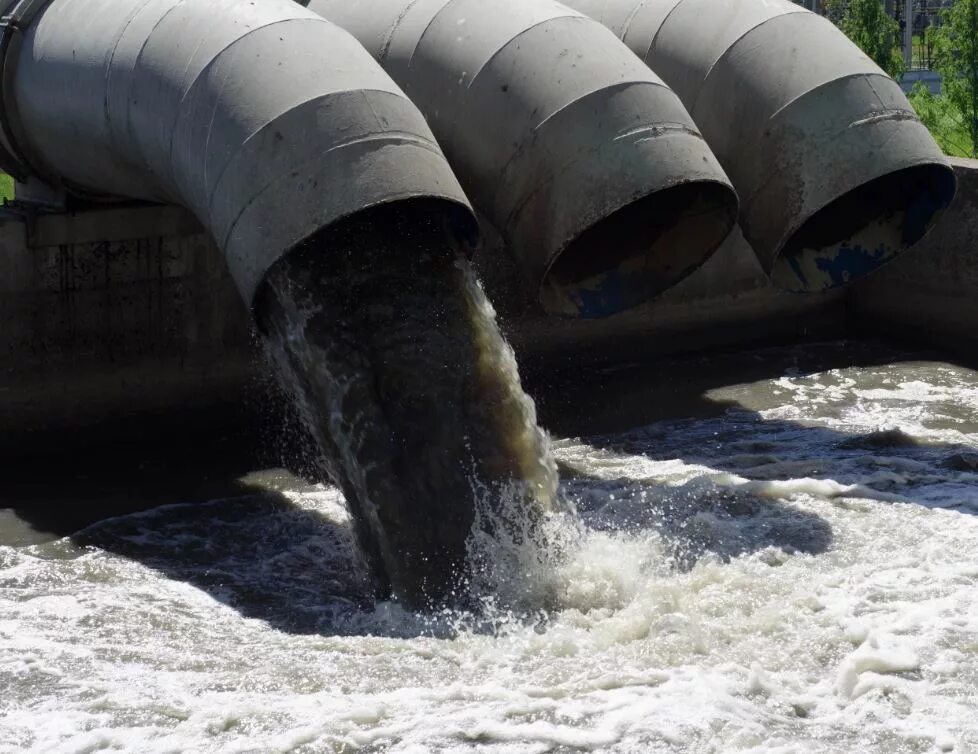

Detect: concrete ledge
0,213,255,434
850,158,978,362
29,204,203,247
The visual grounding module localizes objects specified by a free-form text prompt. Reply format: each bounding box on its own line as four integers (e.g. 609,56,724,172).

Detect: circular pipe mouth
252,197,479,327
538,181,739,318
771,163,957,293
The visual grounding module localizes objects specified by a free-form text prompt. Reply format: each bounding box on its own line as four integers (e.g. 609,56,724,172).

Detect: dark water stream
256,207,560,606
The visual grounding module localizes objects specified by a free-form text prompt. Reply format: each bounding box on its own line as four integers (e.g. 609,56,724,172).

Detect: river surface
3,342,978,753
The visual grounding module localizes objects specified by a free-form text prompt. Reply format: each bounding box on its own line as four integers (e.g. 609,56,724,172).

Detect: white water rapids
3,343,978,753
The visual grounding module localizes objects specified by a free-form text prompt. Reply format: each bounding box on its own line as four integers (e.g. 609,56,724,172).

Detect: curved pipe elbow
308,0,739,318
9,0,477,309
566,0,957,292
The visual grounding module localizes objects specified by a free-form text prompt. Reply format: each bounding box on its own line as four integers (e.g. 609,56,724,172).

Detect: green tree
929,0,978,157
834,0,905,79
909,83,973,156
824,0,849,25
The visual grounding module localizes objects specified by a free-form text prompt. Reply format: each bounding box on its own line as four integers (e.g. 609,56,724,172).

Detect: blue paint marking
815,243,889,287
788,255,809,290
814,176,953,288
571,268,628,319
789,168,955,291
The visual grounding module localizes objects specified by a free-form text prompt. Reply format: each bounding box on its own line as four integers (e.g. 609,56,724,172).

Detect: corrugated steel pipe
3,0,476,309
304,0,739,318
565,0,957,292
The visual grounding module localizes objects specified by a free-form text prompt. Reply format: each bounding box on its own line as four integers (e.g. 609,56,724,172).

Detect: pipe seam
690,10,808,118
218,130,448,252
308,0,738,317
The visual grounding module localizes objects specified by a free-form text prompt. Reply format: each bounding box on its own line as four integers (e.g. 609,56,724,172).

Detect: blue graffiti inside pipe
568,268,629,319
788,183,952,291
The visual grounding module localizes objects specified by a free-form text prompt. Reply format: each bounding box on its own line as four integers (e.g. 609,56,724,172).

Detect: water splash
256,206,560,607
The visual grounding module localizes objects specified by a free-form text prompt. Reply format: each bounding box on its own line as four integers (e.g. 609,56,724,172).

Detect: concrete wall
900,69,943,95
0,205,255,440
11,159,978,435
849,157,978,362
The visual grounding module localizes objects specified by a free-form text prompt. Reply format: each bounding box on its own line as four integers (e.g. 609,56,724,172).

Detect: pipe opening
250,198,479,324
539,181,738,318
254,199,559,607
772,163,957,293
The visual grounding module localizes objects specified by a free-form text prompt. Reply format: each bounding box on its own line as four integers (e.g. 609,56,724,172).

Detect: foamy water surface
3,346,978,753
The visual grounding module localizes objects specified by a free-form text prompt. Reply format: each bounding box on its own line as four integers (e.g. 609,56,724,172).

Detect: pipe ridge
407,9,591,162
195,17,335,198
620,0,648,40
445,12,593,151
166,15,336,207
498,82,692,230
644,0,684,64
205,88,440,220
530,78,674,136
690,8,808,117
102,0,165,187
613,121,701,141
767,72,903,126
492,78,677,219
218,131,446,252
465,13,588,94
863,73,892,114
380,0,425,65
848,110,919,128
124,0,193,188
740,80,919,208
405,0,455,74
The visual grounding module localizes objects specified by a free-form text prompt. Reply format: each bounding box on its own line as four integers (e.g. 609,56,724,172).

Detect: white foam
4,352,978,752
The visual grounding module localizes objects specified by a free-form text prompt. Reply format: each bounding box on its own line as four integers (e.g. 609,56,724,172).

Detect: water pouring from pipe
256,203,563,607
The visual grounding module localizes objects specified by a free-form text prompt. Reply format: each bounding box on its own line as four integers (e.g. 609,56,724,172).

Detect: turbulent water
4,343,978,752
256,207,558,606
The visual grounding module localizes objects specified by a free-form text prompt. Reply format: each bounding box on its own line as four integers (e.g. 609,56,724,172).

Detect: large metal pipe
3,0,476,308
565,0,957,292
305,0,739,318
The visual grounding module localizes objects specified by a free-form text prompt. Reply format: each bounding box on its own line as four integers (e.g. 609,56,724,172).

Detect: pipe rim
770,162,957,293
252,196,479,326
538,178,739,318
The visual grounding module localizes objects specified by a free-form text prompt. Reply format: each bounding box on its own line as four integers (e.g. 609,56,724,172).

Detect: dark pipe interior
540,181,739,318
773,163,957,292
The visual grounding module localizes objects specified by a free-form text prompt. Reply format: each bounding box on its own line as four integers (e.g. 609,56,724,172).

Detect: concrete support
851,158,978,360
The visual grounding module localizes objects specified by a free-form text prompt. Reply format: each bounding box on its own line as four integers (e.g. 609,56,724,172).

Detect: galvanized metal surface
306,0,738,317
566,0,957,292
0,0,55,181
7,0,475,306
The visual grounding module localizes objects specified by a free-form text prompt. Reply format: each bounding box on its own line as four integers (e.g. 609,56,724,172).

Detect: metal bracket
0,0,55,182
